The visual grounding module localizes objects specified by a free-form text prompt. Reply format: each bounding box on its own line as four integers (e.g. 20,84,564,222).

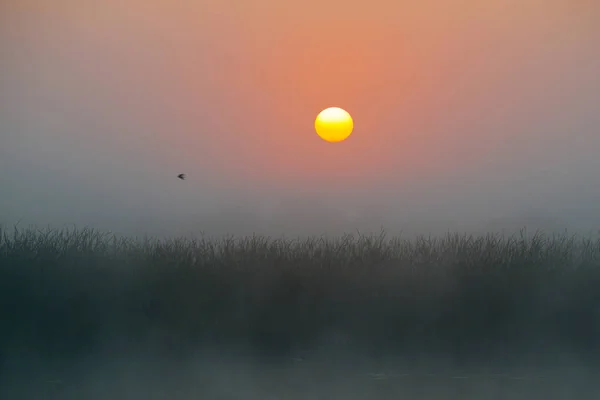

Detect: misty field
2,226,600,398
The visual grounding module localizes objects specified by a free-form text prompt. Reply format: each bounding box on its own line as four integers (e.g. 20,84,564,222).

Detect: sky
1,0,599,238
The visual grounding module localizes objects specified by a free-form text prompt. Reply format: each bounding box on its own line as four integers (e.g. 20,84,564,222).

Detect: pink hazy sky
1,0,599,236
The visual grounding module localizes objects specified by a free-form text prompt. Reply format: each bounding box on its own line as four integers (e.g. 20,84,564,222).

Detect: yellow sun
315,107,353,142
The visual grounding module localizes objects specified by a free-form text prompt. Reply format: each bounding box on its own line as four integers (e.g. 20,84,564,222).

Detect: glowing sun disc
315,107,353,142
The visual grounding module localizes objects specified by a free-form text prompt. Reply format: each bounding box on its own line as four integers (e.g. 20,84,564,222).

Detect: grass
2,225,600,367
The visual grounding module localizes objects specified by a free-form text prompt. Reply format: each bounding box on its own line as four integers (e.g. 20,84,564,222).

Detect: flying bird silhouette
177,174,186,180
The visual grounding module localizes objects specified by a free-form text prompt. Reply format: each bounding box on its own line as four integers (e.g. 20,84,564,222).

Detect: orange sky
1,0,600,235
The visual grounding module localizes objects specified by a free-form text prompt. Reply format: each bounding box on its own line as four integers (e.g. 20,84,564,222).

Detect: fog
1,0,600,238
3,352,600,399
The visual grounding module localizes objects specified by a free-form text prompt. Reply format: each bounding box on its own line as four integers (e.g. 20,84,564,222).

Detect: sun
315,107,353,143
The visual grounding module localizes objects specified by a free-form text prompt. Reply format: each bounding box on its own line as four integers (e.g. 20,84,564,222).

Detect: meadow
2,225,600,398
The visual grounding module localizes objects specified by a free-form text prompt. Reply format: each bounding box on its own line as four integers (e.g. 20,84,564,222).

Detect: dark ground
2,227,600,398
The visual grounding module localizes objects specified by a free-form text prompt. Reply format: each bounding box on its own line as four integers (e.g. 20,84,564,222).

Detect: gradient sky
1,0,599,237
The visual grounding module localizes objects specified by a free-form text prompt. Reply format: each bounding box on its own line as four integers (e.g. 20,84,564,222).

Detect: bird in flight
177,174,186,180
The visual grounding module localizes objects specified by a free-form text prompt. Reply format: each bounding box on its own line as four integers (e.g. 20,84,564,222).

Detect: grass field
2,225,600,362
2,225,600,398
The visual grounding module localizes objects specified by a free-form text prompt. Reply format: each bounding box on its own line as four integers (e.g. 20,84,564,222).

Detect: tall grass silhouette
2,225,600,367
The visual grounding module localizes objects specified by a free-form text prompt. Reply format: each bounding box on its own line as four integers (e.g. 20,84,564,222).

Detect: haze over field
1,0,599,237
